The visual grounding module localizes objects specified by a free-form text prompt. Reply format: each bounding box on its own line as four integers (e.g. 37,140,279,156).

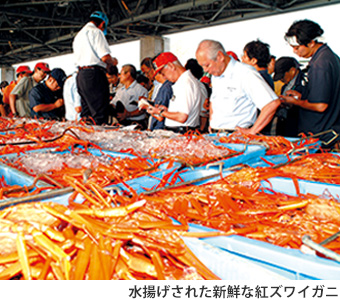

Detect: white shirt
165,70,203,128
111,80,148,121
73,22,111,69
63,72,81,121
210,59,278,129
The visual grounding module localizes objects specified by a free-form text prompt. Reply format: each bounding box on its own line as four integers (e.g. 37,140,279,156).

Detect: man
242,40,274,90
141,71,173,131
3,66,33,116
195,39,280,134
29,68,66,120
272,57,307,137
73,11,118,125
185,58,210,133
281,19,340,148
10,62,50,117
111,64,148,129
106,65,119,100
0,81,8,117
141,57,161,101
147,52,203,134
63,72,81,121
268,55,276,76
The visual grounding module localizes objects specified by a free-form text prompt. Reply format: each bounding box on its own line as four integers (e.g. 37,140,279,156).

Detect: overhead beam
0,25,80,31
241,0,282,11
4,32,76,56
0,0,88,8
3,10,83,25
111,0,220,27
164,0,340,35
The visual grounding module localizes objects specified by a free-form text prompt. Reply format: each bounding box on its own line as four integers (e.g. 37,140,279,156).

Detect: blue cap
50,68,67,88
90,11,108,35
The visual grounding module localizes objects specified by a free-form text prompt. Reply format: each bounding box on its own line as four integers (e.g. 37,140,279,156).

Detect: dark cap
273,57,301,81
50,68,67,88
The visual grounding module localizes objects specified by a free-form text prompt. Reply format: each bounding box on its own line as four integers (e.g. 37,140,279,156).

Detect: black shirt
29,82,64,120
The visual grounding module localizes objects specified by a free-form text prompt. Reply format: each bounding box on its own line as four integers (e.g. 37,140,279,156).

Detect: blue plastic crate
183,237,291,280
110,143,265,194
187,224,339,280
0,161,51,188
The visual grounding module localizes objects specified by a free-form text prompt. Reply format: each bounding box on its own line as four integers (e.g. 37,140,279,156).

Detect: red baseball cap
227,51,240,61
35,62,51,73
200,75,211,84
16,65,33,75
153,52,178,76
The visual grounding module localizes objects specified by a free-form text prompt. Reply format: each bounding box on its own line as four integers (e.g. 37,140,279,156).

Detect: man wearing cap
146,52,203,134
282,19,340,148
272,57,307,137
3,66,32,116
73,11,118,125
10,62,50,117
29,68,66,120
195,39,280,134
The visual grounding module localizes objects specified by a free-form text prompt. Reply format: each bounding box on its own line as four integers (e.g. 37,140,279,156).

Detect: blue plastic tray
208,143,266,168
183,237,291,280
112,161,340,280
110,143,265,194
206,133,322,154
0,161,51,188
188,224,338,280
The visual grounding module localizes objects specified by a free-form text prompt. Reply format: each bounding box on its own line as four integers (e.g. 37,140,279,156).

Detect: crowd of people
1,12,340,148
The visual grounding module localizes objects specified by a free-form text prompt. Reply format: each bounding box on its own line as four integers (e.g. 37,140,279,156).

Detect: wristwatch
159,109,164,117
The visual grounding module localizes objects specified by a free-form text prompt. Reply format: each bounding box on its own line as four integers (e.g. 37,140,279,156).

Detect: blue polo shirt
150,80,173,130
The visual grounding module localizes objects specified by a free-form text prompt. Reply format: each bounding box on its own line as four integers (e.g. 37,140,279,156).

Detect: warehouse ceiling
0,0,339,67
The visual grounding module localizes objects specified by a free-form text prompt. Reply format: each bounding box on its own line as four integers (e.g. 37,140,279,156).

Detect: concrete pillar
0,67,15,84
140,36,169,63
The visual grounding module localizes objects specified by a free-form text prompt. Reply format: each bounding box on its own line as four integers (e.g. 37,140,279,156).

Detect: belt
165,126,197,134
210,128,235,134
78,65,106,72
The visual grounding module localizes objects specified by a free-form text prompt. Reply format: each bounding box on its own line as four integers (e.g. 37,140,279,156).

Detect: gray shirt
11,76,38,117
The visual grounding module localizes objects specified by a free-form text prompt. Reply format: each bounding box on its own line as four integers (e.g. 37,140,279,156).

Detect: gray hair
197,39,226,61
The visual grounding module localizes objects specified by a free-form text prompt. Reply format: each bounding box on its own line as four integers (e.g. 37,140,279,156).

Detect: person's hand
116,110,126,121
280,90,301,105
55,99,64,108
146,105,160,115
235,126,255,135
138,98,151,110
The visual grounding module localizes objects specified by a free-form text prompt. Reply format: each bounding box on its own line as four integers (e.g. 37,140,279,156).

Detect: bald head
196,39,229,77
196,40,226,61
